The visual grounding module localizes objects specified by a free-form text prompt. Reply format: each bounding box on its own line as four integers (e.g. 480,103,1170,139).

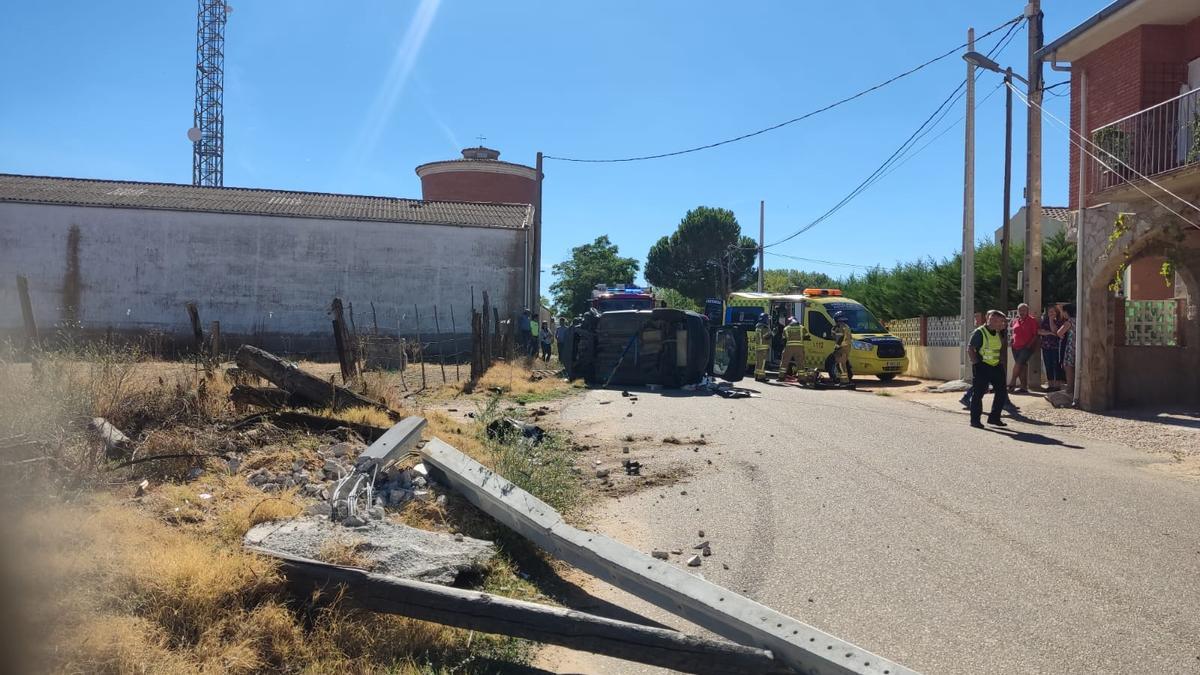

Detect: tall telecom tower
190,1,228,187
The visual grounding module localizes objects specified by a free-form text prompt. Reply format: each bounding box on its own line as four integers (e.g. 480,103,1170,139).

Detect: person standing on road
528,316,540,358
539,321,553,361
555,317,569,365
968,309,1011,428
1038,304,1064,391
1057,303,1077,396
832,312,852,385
517,309,532,354
1007,303,1038,393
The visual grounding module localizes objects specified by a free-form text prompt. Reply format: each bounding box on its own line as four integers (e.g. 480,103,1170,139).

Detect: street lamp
962,52,1024,315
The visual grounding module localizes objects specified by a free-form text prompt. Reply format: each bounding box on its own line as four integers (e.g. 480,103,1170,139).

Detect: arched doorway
1077,203,1200,409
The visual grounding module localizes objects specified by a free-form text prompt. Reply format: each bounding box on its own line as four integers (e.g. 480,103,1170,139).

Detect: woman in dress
1038,304,1064,391
1056,303,1077,395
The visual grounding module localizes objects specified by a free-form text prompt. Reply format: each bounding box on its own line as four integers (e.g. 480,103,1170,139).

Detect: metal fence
1089,87,1200,195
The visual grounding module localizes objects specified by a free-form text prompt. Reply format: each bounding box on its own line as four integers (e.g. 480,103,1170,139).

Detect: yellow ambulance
723,289,908,381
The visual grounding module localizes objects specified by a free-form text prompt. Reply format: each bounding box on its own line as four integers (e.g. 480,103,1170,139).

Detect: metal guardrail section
1089,88,1200,194
421,437,918,675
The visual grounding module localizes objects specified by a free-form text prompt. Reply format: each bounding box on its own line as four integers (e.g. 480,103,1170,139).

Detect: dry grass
10,496,521,674
0,347,534,674
476,362,575,402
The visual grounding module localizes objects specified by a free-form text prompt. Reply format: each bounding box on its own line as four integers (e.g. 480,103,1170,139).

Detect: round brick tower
415,147,537,204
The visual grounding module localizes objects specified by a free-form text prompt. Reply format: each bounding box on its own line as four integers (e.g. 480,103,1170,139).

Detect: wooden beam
420,438,913,675
229,384,305,409
250,547,783,675
234,345,393,414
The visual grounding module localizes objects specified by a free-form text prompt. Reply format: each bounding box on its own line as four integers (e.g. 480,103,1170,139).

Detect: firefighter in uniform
831,311,852,385
779,319,808,382
753,311,772,381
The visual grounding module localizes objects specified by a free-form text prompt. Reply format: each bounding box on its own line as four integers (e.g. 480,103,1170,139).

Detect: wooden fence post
449,305,461,381
331,298,355,383
185,302,204,351
919,315,929,347
481,291,492,366
433,305,448,384
493,307,501,361
414,304,427,391
15,275,38,355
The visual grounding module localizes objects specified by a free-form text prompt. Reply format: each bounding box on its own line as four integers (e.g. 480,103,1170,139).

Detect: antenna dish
187,127,202,142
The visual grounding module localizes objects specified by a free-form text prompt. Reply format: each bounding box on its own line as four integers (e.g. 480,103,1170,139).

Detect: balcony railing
1088,87,1200,194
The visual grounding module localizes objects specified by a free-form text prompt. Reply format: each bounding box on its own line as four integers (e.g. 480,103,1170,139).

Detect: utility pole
758,200,765,292
1024,0,1045,385
1001,69,1014,314
533,151,544,314
960,27,976,380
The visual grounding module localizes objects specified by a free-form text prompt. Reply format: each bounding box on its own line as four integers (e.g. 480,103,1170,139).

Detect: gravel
1020,406,1200,456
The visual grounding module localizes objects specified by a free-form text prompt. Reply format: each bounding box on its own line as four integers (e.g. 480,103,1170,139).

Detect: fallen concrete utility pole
251,547,783,674
421,438,915,675
234,345,393,414
354,416,426,473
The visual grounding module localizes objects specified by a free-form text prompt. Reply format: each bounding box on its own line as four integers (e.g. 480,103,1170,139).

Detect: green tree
549,236,640,317
645,206,757,304
756,269,838,294
654,287,701,312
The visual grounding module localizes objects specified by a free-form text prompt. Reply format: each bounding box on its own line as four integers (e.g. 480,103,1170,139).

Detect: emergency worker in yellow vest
831,312,852,384
753,312,772,381
779,321,808,381
968,309,1010,428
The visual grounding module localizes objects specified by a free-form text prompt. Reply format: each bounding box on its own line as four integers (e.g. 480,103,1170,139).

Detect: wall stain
62,224,82,326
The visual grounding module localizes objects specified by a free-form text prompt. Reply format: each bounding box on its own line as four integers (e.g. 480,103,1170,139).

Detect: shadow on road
984,427,1084,449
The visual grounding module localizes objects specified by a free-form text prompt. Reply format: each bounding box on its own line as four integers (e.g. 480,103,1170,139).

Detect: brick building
1038,0,1200,408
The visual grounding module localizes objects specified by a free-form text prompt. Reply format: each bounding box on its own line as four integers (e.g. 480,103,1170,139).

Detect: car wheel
876,373,897,382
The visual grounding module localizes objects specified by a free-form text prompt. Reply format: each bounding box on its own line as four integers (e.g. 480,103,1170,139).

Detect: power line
764,18,1025,249
1007,81,1200,228
765,251,874,269
543,16,1022,163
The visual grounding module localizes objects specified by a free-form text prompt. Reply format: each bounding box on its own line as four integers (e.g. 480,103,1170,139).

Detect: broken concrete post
252,547,781,674
90,417,132,459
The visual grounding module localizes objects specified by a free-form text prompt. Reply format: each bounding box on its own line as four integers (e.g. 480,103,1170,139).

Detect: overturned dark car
561,308,747,387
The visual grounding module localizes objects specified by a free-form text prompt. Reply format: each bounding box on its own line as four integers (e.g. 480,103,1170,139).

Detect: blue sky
0,1,1102,295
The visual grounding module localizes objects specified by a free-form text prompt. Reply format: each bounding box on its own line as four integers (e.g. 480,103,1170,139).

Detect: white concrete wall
0,203,526,348
905,345,1020,382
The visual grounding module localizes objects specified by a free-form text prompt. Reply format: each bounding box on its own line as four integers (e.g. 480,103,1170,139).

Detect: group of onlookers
517,309,570,363
964,302,1077,428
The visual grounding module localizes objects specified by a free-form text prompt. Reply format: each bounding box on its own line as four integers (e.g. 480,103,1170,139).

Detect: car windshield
824,302,887,334
596,297,654,312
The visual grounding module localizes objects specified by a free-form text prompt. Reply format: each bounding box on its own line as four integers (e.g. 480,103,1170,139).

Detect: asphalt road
537,382,1200,675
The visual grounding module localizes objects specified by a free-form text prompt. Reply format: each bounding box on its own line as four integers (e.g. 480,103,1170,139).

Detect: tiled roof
1043,206,1072,223
0,174,532,229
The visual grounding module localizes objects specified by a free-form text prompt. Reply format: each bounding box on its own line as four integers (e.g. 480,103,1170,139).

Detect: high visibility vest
530,322,539,338
975,326,1001,366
